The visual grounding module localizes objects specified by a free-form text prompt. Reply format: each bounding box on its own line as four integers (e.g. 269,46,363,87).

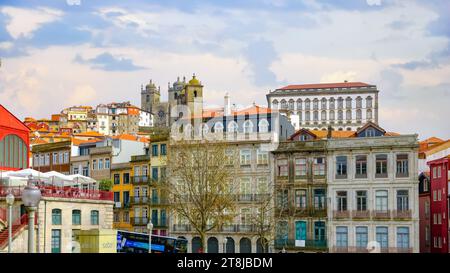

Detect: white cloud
320,71,358,83
66,0,81,6
1,6,64,39
69,85,97,105
366,0,382,6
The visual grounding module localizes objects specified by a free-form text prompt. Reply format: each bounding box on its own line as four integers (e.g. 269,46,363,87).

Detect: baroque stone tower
140,79,160,114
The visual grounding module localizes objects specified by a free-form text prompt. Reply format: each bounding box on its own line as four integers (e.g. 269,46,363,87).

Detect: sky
0,0,449,140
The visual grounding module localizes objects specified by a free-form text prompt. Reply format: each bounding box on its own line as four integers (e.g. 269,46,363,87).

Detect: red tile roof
279,82,372,90
0,104,30,132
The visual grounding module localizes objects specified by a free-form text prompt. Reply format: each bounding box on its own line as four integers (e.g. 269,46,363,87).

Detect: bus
117,230,188,253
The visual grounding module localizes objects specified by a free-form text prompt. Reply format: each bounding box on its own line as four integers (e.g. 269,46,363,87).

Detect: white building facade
266,82,379,131
326,133,419,253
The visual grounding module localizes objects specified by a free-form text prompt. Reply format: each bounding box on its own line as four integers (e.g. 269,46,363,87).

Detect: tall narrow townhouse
326,122,419,253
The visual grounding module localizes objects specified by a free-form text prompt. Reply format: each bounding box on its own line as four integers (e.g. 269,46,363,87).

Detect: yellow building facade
111,162,133,231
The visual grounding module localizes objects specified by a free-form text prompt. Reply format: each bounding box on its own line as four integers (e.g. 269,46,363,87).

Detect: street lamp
223,237,228,253
6,193,15,253
147,221,153,253
21,180,41,253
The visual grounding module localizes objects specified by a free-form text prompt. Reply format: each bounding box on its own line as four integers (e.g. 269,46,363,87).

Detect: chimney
224,92,231,115
327,125,332,139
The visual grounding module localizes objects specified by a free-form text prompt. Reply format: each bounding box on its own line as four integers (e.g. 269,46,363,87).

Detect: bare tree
249,192,275,253
166,140,236,252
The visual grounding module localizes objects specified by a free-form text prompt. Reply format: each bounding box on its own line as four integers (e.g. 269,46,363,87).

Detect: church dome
146,79,156,89
188,74,201,85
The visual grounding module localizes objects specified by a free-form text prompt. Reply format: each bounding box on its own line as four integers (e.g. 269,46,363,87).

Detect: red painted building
0,104,30,171
428,156,449,253
418,172,431,252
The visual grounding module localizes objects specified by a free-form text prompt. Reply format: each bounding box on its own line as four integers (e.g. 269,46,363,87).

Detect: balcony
131,175,150,185
0,185,113,201
90,146,112,155
130,195,149,205
131,217,150,226
373,210,391,220
131,154,150,162
333,210,350,219
393,210,412,220
154,220,168,228
149,198,170,206
274,239,327,251
352,210,371,219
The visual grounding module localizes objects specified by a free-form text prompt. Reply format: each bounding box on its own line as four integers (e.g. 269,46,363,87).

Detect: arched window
313,98,319,110
346,97,352,109
272,99,279,109
321,110,327,121
367,109,373,120
329,98,335,109
298,111,302,123
321,98,327,109
214,122,224,133
366,96,373,108
296,99,302,110
288,99,294,110
228,121,238,133
280,99,287,110
337,97,344,109
243,120,253,133
52,209,62,225
239,238,252,253
338,110,343,121
194,91,197,98
305,111,311,121
356,109,362,121
72,210,81,225
91,210,99,225
313,111,319,121
346,110,352,120
305,99,311,110
329,110,335,121
192,237,202,253
356,96,362,108
0,134,27,169
258,119,269,133
207,237,219,253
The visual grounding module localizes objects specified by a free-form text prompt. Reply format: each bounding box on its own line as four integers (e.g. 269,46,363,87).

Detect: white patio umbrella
8,168,49,179
67,174,97,190
45,171,75,187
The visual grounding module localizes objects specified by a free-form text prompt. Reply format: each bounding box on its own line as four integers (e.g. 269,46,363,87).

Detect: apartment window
423,179,429,192
53,152,58,165
396,154,408,177
296,99,302,110
425,226,430,246
152,167,158,180
336,226,348,248
91,210,99,225
123,211,129,223
240,178,252,195
123,191,130,206
313,99,319,110
295,189,307,209
356,227,368,249
425,200,430,219
92,160,97,170
355,155,367,178
225,150,234,166
51,230,61,253
366,96,373,108
336,156,347,178
356,191,367,211
82,166,89,176
58,153,63,165
277,159,288,176
336,191,347,211
45,153,50,166
305,111,311,122
356,109,362,121
52,209,62,225
346,97,352,109
338,97,344,109
152,144,158,156
376,227,389,250
257,149,268,165
113,192,120,203
314,189,325,209
72,210,81,225
99,159,104,169
329,98,335,109
39,154,44,166
375,190,388,212
437,166,441,177
313,157,325,175
346,110,352,121
277,190,288,209
257,177,268,194
160,144,167,155
114,174,120,184
366,109,373,120
276,221,289,242
240,150,251,166
295,158,307,176
73,167,79,174
105,158,110,169
329,110,335,121
142,165,148,176
313,111,319,121
397,227,410,249
396,190,409,211
356,97,362,108
64,152,69,163
305,99,311,110
321,98,327,109
314,221,326,242
375,154,388,178
122,173,129,184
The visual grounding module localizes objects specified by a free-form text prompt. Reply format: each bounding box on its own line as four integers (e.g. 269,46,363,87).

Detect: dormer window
300,134,308,141
366,128,375,137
